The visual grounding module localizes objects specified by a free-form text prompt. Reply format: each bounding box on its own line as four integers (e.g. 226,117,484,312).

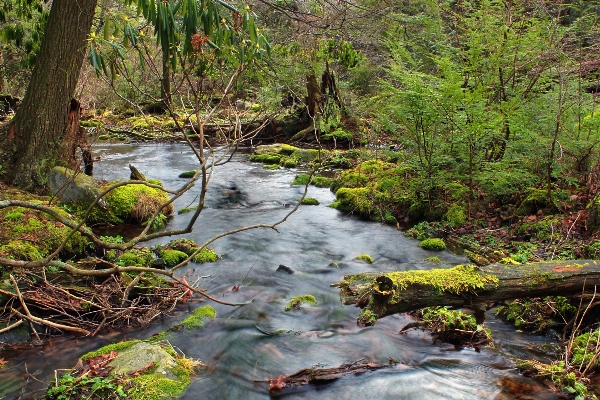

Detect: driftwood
332,260,600,324
265,359,392,392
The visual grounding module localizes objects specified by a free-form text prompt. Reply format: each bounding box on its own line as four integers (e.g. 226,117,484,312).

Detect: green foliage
4,212,24,220
285,295,317,311
354,254,374,264
420,306,477,332
444,204,466,227
495,296,576,333
424,256,441,263
46,373,126,400
192,248,218,263
358,309,377,326
180,305,216,328
291,174,310,186
419,238,446,251
571,330,600,371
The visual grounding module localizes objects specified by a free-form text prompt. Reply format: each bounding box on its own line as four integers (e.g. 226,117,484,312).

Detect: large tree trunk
0,0,97,192
332,260,600,324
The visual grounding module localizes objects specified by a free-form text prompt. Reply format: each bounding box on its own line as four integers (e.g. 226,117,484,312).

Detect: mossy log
332,260,600,324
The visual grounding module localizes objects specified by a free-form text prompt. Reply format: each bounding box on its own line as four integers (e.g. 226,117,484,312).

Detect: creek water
1,143,563,399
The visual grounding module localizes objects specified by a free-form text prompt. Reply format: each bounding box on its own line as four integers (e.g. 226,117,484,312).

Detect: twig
240,260,257,287
0,319,23,334
12,309,90,336
10,275,41,341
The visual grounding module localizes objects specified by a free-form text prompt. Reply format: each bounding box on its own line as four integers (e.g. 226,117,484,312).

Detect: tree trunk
332,260,600,324
0,0,97,192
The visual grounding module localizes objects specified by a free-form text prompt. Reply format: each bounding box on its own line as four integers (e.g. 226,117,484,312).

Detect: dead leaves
73,351,118,378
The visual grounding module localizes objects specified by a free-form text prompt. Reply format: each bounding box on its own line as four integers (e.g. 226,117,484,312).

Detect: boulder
108,342,178,380
47,167,100,206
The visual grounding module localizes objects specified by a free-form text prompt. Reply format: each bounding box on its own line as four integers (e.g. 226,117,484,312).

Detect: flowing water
1,144,563,399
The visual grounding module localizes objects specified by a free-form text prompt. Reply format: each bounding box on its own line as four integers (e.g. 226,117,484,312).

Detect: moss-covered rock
158,249,188,267
47,167,101,206
285,295,317,311
300,197,320,205
153,238,219,264
117,248,155,267
354,254,374,263
419,238,446,251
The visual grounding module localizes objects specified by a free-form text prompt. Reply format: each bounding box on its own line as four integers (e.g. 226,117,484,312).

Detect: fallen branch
12,309,90,336
0,319,24,334
264,359,393,392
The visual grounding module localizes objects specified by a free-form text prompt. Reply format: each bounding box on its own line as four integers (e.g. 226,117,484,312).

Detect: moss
419,238,446,251
495,296,577,333
0,241,43,261
424,256,441,262
81,339,142,361
102,182,173,226
300,197,320,205
128,373,188,400
354,254,374,263
280,156,299,168
385,265,498,296
180,305,216,328
4,212,24,221
312,176,333,188
517,188,571,216
291,174,310,186
159,250,188,267
98,134,111,140
250,154,282,164
80,120,101,127
117,248,155,267
192,248,219,263
178,171,195,178
178,206,199,214
285,295,317,311
513,217,561,241
263,164,281,170
335,187,373,214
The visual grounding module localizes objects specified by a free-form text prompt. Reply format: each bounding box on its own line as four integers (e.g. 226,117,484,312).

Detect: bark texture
1,0,97,191
332,260,600,323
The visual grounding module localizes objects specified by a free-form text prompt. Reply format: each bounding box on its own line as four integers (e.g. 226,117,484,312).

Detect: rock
277,264,294,274
47,166,101,206
108,342,178,380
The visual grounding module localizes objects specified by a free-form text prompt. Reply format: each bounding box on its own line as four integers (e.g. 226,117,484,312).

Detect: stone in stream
277,264,294,274
108,342,178,379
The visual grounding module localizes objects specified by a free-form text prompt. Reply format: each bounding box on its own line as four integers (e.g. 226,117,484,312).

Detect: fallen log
331,260,600,325
264,358,393,393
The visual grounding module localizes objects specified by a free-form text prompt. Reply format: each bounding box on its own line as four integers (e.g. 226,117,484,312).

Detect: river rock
108,342,179,380
47,166,101,206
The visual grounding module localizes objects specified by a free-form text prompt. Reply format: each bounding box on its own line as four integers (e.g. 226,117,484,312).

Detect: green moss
102,182,173,226
178,171,195,178
385,265,498,296
285,295,318,311
159,250,188,267
80,120,101,127
424,256,441,262
263,164,281,170
81,340,142,361
180,305,216,328
128,373,188,400
192,248,219,263
250,154,282,164
117,248,155,267
419,238,446,251
291,174,310,186
178,206,199,214
300,197,320,205
0,241,43,261
335,187,373,214
513,217,561,241
98,134,111,140
280,156,299,168
354,254,374,263
312,176,333,188
4,212,24,221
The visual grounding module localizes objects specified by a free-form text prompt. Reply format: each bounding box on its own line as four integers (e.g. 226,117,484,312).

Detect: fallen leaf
268,374,287,392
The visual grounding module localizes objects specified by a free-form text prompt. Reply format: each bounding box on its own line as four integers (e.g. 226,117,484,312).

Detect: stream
1,143,563,399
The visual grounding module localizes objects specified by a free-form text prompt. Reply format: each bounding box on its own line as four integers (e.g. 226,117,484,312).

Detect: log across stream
333,260,600,324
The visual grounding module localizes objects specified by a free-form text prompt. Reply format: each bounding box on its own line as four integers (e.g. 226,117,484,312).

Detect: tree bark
333,260,600,323
0,0,97,192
